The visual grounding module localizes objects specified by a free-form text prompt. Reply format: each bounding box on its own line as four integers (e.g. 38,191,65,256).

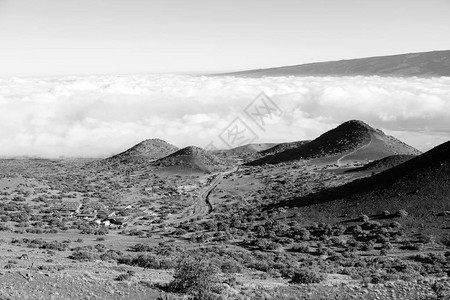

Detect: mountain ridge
218,50,450,77
247,120,421,166
107,138,179,164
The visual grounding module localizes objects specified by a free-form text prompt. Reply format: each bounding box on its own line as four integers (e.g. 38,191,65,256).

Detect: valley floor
0,158,449,299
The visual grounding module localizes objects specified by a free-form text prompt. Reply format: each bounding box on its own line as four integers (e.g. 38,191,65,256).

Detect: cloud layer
0,75,449,158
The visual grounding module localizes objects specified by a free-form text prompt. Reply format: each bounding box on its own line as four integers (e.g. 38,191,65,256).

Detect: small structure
82,202,105,211
60,201,82,214
100,218,124,228
76,212,97,220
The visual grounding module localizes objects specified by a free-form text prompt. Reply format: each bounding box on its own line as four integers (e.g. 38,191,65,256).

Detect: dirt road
167,173,224,225
337,136,373,167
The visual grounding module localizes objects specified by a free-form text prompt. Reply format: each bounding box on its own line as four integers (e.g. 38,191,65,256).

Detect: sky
1,0,450,76
0,0,449,158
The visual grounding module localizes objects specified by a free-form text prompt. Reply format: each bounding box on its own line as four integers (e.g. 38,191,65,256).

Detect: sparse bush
100,250,122,262
130,243,153,252
360,215,370,223
169,255,220,299
400,242,422,251
69,251,97,261
395,209,408,218
220,259,243,274
291,244,310,253
360,241,375,251
115,270,135,281
290,269,325,284
440,236,450,248
429,280,450,300
382,242,393,250
95,243,106,252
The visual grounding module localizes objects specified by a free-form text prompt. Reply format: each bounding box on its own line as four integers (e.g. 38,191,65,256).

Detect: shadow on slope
153,146,224,174
281,141,450,220
345,155,417,173
259,140,311,157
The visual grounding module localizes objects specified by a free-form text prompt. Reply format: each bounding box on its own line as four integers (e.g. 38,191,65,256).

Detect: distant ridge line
216,50,450,78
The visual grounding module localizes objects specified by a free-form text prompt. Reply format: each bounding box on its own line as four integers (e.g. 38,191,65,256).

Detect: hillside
212,143,279,162
107,139,178,164
219,50,450,77
285,141,450,222
153,146,223,173
259,140,310,157
228,143,278,154
247,120,421,166
346,154,416,173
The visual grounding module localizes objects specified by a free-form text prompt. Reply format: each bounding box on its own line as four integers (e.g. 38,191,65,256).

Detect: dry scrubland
0,122,449,300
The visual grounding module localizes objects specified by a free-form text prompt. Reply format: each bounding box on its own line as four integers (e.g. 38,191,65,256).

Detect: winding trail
337,136,373,167
167,172,226,225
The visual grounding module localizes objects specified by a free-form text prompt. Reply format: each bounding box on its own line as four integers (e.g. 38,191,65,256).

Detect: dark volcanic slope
346,154,417,173
247,120,420,166
286,141,450,220
213,143,278,160
107,139,178,164
228,143,279,154
259,140,311,157
219,50,450,77
153,146,222,173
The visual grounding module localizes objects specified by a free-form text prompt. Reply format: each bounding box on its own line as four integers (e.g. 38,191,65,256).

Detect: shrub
382,242,393,250
389,221,402,229
290,269,325,284
95,243,106,252
115,271,135,281
100,250,122,262
360,241,375,251
440,236,450,247
68,251,97,261
220,259,242,274
400,243,422,251
395,210,408,218
291,244,310,253
130,243,153,252
430,280,450,300
360,215,370,223
130,254,159,269
169,255,220,299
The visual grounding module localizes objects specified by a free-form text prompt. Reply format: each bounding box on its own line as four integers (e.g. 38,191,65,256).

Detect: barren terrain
0,121,448,299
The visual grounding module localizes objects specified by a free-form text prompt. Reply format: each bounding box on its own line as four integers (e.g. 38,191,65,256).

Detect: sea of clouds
0,74,449,158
